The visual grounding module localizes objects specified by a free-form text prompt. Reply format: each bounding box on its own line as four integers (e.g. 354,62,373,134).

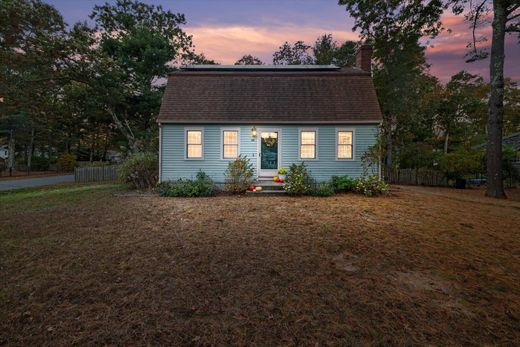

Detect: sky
46,0,520,83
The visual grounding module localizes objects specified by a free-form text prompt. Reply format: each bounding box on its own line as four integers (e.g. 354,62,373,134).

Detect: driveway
0,174,74,191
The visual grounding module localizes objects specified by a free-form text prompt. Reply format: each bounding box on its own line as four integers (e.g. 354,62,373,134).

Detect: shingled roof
157,65,383,124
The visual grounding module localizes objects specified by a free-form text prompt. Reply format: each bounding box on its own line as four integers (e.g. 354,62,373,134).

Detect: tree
449,0,520,198
339,0,447,172
333,40,357,67
235,54,264,65
503,79,520,135
0,0,69,170
431,71,486,153
272,41,314,65
313,34,356,67
88,0,195,152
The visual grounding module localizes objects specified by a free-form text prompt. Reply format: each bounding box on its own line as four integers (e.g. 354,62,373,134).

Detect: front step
255,179,285,191
246,189,285,194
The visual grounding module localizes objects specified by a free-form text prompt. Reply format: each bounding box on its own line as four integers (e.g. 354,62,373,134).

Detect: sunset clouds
183,6,518,82
188,25,359,65
47,0,519,82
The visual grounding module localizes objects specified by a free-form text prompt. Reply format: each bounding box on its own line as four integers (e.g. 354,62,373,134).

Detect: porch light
251,126,257,138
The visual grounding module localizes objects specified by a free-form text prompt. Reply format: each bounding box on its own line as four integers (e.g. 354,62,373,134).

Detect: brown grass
1,185,519,346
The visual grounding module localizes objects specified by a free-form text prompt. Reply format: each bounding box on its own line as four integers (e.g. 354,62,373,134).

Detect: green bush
85,161,110,167
277,167,287,175
57,154,76,171
118,152,158,189
284,162,314,195
158,171,217,197
224,155,254,194
311,182,335,197
353,176,389,196
30,156,50,171
330,175,358,193
438,150,484,180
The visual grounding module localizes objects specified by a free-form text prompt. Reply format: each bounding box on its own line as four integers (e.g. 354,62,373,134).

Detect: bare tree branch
470,0,489,58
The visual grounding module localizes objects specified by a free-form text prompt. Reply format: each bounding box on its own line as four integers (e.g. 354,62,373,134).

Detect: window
222,129,239,159
337,130,353,159
300,130,316,159
186,129,203,159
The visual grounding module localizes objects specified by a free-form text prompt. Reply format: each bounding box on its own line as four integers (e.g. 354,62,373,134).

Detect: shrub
57,154,76,172
86,161,110,167
224,155,254,194
30,156,50,171
330,175,358,193
284,162,314,195
311,182,335,197
118,152,158,189
438,150,484,180
158,171,217,197
353,175,389,196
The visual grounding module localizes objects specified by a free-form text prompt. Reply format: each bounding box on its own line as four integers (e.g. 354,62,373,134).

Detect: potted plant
277,167,287,181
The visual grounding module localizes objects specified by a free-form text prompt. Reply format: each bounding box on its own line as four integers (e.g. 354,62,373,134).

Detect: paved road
0,175,74,191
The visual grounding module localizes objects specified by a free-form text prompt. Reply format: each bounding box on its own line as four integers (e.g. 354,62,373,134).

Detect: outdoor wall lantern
251,126,257,138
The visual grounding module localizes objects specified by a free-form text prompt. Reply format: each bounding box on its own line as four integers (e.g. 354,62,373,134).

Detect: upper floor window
300,130,316,159
186,129,203,159
337,130,353,159
222,130,239,159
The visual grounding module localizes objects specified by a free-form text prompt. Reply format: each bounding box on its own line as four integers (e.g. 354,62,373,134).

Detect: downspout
158,124,162,183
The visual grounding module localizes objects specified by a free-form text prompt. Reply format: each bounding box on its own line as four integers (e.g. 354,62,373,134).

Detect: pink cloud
186,14,519,83
426,14,519,82
187,25,359,64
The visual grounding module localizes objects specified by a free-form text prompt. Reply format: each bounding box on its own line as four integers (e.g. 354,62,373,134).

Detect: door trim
257,128,282,178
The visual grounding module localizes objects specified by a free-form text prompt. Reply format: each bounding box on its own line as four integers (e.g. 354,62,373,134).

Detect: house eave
157,119,382,125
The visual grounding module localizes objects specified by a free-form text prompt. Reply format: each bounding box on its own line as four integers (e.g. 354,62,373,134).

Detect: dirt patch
1,185,519,345
392,271,452,294
332,251,361,274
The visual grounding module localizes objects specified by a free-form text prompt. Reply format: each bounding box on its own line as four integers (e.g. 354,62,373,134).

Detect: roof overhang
158,120,382,125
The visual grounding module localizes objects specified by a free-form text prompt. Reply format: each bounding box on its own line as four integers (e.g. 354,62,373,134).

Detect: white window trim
220,127,241,160
298,128,318,160
335,128,355,161
184,127,204,160
256,128,282,178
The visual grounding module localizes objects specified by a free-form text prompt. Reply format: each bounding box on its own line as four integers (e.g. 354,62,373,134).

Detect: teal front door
259,130,279,177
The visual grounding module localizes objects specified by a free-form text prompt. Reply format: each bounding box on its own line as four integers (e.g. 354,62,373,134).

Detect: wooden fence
74,165,118,183
385,168,448,187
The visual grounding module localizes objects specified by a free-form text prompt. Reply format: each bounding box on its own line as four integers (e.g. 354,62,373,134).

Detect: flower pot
278,174,286,181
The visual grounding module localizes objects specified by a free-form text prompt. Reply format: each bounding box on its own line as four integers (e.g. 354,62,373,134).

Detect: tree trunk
7,130,15,176
384,116,393,172
486,0,507,198
444,130,449,154
109,109,139,153
27,127,35,173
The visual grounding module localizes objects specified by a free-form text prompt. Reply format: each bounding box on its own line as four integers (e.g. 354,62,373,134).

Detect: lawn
1,184,519,346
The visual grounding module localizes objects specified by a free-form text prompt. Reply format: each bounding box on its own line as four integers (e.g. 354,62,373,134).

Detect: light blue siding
160,124,379,182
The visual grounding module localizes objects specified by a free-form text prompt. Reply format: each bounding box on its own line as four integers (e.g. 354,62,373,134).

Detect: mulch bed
1,186,519,345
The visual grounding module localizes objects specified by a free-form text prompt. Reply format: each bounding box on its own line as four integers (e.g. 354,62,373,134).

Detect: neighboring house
0,145,8,160
157,45,382,183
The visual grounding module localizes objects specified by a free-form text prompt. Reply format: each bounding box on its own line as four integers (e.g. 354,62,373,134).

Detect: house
0,145,8,160
157,45,382,183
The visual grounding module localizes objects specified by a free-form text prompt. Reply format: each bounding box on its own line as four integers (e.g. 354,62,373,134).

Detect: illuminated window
300,130,316,159
186,129,202,159
222,130,239,159
337,130,353,159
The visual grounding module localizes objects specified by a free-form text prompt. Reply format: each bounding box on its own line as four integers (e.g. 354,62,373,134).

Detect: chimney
355,44,373,74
